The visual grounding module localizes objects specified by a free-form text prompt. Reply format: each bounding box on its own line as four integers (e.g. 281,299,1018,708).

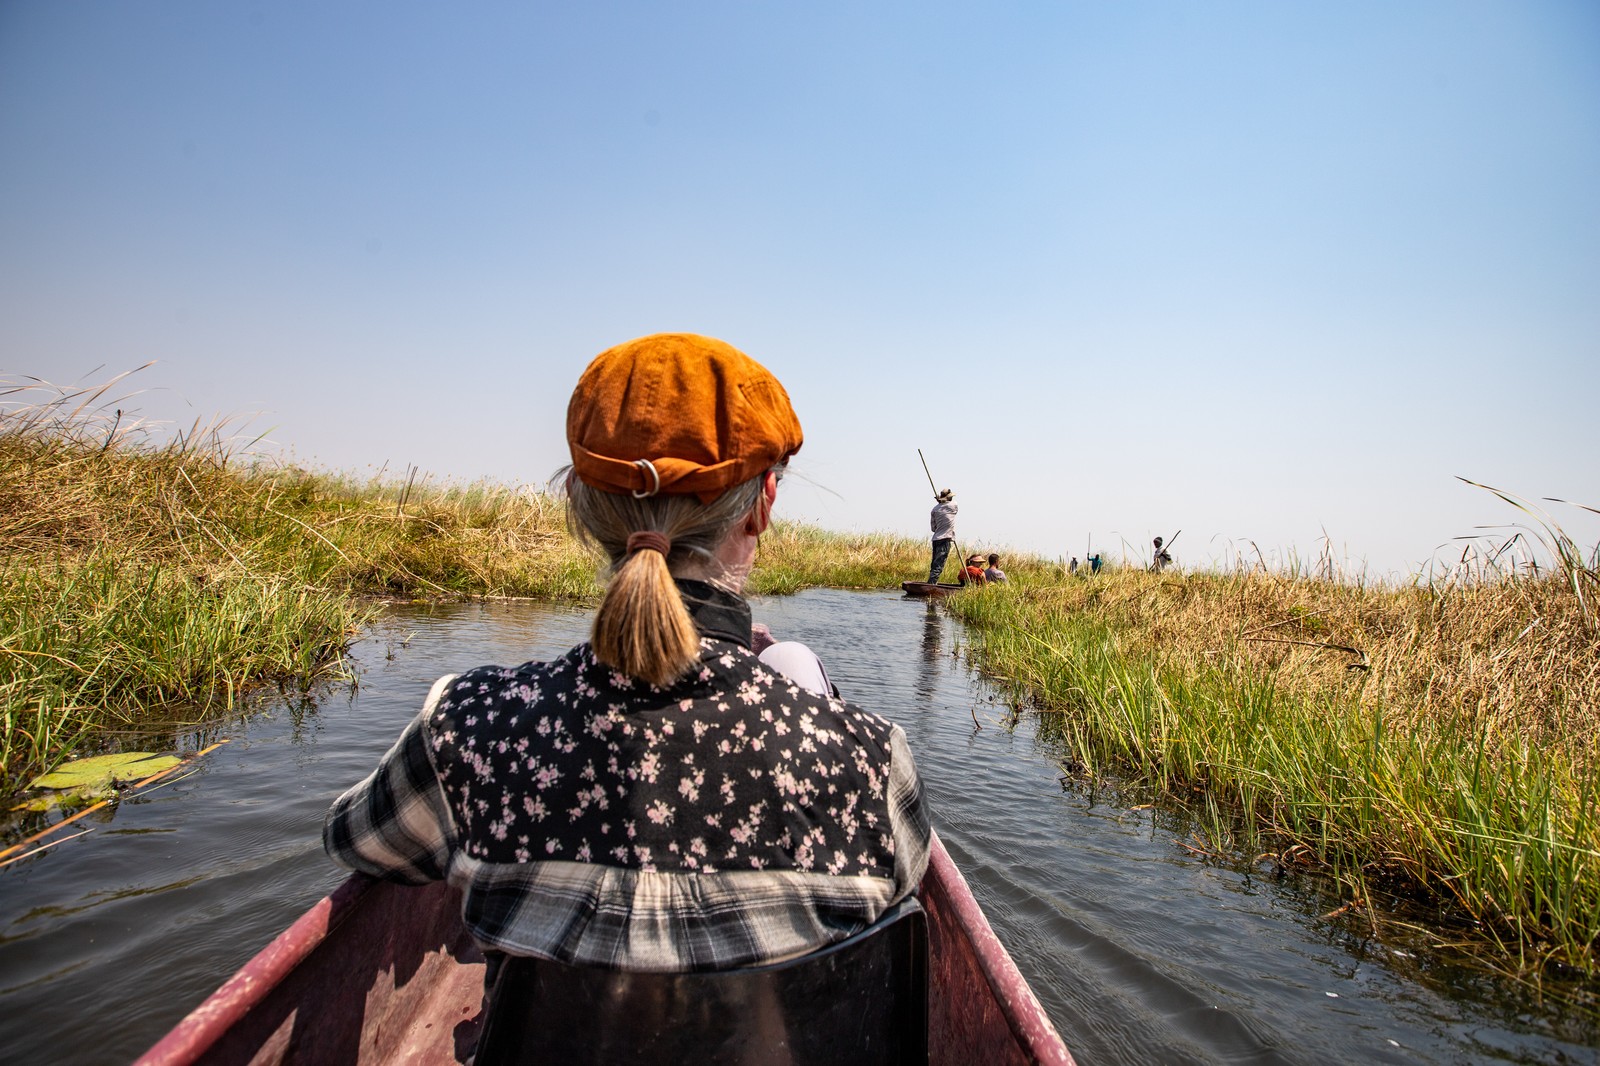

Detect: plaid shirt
324,581,930,973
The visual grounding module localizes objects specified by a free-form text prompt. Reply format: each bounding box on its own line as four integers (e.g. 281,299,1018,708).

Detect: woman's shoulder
428,647,590,714
707,642,895,745
798,685,902,753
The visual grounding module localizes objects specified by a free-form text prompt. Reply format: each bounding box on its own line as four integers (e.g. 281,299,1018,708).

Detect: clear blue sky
4,2,1596,577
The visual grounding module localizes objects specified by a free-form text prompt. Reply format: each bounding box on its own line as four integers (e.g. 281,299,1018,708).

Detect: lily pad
28,752,183,792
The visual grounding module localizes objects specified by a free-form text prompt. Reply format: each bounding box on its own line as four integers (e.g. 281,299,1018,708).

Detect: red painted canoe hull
136,834,1074,1066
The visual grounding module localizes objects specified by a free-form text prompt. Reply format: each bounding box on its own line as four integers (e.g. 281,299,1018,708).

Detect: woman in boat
324,332,930,980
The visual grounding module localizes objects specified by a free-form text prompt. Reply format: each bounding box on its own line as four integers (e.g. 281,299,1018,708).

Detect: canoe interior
136,876,484,1066
137,836,1072,1066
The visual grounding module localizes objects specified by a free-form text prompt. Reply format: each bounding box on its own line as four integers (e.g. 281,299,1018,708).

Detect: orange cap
566,333,804,503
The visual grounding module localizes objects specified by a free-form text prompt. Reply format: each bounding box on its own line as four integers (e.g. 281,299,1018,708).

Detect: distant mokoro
901,581,964,598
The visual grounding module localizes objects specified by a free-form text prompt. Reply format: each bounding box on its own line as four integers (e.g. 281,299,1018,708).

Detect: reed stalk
945,554,1600,980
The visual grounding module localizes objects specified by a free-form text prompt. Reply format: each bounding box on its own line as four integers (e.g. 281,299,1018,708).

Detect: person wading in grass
324,332,930,994
1151,536,1173,573
928,488,958,582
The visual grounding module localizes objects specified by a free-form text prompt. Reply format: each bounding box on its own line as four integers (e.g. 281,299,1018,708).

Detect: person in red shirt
963,554,988,586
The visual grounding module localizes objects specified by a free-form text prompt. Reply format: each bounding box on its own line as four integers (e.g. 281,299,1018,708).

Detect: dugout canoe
135,833,1074,1066
900,581,965,598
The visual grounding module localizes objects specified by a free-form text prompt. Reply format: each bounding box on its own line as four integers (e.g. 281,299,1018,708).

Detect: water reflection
0,592,1589,1066
916,601,942,705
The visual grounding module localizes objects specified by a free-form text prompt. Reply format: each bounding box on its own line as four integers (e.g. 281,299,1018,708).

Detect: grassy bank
944,559,1600,980
2,380,975,796
0,379,595,795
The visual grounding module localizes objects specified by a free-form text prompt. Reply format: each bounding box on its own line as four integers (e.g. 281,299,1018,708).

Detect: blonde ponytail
590,547,700,687
564,465,778,687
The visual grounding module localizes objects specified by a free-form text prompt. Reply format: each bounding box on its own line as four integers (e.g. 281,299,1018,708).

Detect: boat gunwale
925,835,1075,1065
134,837,1073,1066
901,581,965,598
132,874,378,1066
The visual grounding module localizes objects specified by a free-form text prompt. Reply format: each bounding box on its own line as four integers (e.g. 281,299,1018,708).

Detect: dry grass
0,372,595,601
1023,567,1600,769
947,532,1600,979
0,370,594,795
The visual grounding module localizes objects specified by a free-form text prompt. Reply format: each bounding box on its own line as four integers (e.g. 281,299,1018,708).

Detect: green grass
5,374,1055,795
1,553,360,784
945,564,1600,982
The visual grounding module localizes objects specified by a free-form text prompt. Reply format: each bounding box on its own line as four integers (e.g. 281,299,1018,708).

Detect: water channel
0,589,1593,1064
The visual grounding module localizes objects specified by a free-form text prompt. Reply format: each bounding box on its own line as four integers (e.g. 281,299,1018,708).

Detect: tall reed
946,551,1600,978
0,373,593,794
4,371,1055,795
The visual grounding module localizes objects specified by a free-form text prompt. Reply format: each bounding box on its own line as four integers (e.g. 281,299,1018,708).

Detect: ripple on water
0,591,1591,1065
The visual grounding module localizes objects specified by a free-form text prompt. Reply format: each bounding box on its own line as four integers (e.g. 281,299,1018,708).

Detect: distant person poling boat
929,488,959,583
1151,531,1178,572
907,452,1008,596
908,448,974,596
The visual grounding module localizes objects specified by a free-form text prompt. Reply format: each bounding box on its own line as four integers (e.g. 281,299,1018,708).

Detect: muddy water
0,589,1592,1064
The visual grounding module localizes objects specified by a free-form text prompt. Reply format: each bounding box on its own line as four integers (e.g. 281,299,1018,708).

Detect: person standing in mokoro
928,489,957,583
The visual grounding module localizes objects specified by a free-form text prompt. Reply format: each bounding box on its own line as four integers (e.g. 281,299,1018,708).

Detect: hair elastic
625,530,672,556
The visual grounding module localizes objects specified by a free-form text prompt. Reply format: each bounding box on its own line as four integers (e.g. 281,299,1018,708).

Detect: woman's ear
744,471,779,535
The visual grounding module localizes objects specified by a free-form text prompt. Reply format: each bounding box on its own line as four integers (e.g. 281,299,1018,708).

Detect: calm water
0,589,1593,1064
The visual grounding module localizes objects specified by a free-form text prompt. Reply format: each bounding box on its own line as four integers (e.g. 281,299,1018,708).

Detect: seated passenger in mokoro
324,334,931,991
963,555,989,586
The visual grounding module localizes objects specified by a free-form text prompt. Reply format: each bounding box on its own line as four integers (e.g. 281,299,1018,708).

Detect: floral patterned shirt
325,581,929,972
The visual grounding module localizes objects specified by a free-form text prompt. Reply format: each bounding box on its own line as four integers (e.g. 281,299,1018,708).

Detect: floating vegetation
0,740,228,866
22,751,183,806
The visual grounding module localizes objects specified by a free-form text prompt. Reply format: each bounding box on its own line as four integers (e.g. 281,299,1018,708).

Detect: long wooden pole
917,450,965,585
917,449,938,494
